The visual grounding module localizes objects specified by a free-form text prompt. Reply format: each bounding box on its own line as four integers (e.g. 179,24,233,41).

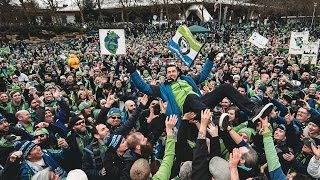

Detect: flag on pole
167,25,203,67
0,47,10,57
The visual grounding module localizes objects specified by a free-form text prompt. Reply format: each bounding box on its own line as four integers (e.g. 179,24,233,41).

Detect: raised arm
152,115,178,180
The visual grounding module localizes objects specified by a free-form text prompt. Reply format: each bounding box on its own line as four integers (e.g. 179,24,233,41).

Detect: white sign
301,41,319,65
289,31,309,54
99,29,126,55
249,32,268,49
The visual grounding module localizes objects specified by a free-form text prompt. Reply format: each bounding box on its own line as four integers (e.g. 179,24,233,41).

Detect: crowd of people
0,20,319,180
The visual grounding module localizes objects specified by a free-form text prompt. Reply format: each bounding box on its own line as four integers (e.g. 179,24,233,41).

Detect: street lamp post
311,2,317,28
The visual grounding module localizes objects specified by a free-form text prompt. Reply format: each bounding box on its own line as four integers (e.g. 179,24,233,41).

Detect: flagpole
219,1,222,29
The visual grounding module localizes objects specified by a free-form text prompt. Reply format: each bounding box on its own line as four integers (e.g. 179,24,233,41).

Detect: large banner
167,25,203,67
301,41,320,65
289,31,309,54
99,29,125,55
249,32,268,49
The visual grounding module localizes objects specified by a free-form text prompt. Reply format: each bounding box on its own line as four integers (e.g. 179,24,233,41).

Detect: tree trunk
97,0,103,22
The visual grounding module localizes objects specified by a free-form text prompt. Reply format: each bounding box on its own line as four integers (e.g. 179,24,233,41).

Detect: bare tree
74,0,85,24
41,0,63,24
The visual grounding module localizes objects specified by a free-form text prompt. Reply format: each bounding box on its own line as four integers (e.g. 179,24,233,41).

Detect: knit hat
309,115,320,128
78,102,91,112
277,124,287,132
282,93,293,104
76,71,82,77
93,109,101,119
257,85,266,93
33,128,49,136
104,134,124,151
143,70,149,75
68,116,83,128
0,116,7,123
238,127,255,142
233,74,240,80
66,169,88,180
60,75,66,80
179,161,192,180
209,156,231,180
14,140,37,158
107,108,122,118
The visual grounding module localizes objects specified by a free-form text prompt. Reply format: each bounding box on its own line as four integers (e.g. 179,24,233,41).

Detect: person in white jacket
307,143,320,178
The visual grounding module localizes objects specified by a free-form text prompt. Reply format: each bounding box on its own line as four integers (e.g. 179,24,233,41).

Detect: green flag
0,47,10,57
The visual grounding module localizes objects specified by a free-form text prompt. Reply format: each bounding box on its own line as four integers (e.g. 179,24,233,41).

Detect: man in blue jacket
126,51,273,127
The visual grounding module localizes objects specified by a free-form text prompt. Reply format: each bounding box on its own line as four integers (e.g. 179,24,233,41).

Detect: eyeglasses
111,116,121,119
74,120,85,126
35,134,46,138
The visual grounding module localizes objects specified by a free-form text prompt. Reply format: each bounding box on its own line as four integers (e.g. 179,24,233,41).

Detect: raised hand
105,92,115,108
57,138,69,149
9,151,23,162
282,152,295,162
207,123,218,137
201,109,212,126
229,148,241,169
165,115,178,136
139,94,148,107
52,86,62,101
311,143,320,160
182,112,196,121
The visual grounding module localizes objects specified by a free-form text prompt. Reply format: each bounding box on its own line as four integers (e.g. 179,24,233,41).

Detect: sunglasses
111,116,121,119
74,120,85,126
35,134,46,138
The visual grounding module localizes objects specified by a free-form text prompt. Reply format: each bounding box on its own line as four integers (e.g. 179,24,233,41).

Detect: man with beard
121,131,154,180
0,115,31,167
65,115,93,171
6,91,29,114
82,95,148,180
123,100,136,122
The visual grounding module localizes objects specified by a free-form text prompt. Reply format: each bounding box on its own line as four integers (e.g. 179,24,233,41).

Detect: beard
140,142,153,158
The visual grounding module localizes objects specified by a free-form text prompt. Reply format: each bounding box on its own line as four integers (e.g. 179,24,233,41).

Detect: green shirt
171,78,198,113
152,135,175,180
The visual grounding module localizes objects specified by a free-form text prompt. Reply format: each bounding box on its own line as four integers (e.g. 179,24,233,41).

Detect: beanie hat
233,74,240,80
14,140,37,158
33,128,49,136
104,134,123,151
107,108,122,118
66,169,88,180
282,93,293,104
258,85,266,93
93,109,101,120
69,116,83,128
277,124,287,132
309,115,320,128
0,116,7,123
78,102,91,112
209,156,231,180
238,127,255,142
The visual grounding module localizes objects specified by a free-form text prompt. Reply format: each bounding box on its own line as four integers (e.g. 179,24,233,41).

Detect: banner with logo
167,25,203,67
249,32,268,49
301,41,319,65
99,29,125,55
289,31,309,54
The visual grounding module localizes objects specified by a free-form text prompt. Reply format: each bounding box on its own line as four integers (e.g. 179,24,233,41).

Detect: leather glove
124,59,136,74
208,50,219,62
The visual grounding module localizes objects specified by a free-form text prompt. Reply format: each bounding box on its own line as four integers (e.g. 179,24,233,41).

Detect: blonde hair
130,158,150,180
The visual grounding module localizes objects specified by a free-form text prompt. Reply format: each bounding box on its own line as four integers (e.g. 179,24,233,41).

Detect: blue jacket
20,149,67,180
131,59,214,127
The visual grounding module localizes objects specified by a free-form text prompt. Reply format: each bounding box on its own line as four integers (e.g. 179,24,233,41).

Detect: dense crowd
0,21,319,180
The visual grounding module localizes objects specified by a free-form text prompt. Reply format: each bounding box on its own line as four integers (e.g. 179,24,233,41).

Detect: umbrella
188,25,212,33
